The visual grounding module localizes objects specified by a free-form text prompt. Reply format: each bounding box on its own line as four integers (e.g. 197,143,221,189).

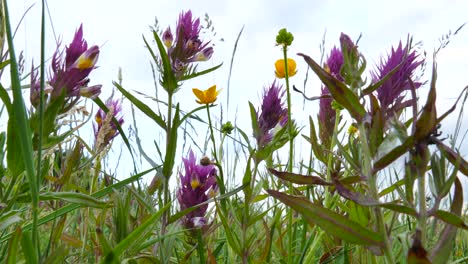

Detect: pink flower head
165,10,213,78
372,39,423,117
49,24,101,100
177,150,218,229
255,81,288,148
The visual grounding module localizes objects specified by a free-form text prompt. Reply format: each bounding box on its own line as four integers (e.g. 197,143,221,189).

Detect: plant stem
324,108,341,207
282,47,293,173
162,92,173,232
281,45,296,264
359,124,395,263
196,229,206,264
417,167,427,244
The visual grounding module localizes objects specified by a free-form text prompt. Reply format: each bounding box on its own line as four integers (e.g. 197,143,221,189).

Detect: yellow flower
275,58,297,78
192,85,222,104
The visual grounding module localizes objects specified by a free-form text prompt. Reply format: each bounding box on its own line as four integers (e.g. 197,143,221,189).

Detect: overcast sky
9,0,468,195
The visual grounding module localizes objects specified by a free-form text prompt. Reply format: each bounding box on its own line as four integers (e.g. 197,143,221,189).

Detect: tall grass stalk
3,0,39,259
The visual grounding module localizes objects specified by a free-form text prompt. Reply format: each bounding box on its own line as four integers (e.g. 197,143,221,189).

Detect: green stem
206,105,226,197
162,92,173,232
359,124,394,263
281,45,296,264
196,229,206,264
282,47,293,173
324,108,341,208
242,160,259,264
417,168,427,244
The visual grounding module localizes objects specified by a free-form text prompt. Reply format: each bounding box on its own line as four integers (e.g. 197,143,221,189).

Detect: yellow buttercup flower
275,58,297,78
192,85,222,104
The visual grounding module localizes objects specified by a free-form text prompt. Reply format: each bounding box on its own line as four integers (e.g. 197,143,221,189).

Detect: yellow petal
275,59,286,78
287,58,297,77
192,88,206,103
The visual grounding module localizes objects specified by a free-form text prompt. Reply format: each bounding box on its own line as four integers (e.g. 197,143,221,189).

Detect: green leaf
6,114,24,177
378,203,417,217
298,53,366,122
6,228,21,264
216,202,241,255
39,192,110,208
21,231,38,264
147,31,178,93
249,102,259,140
414,61,437,141
373,137,414,173
113,81,166,130
0,83,12,114
162,103,180,177
268,168,331,186
435,139,468,176
306,116,326,163
267,190,384,247
181,63,223,81
433,210,467,230
4,1,38,257
103,203,170,263
429,177,464,263
0,211,23,231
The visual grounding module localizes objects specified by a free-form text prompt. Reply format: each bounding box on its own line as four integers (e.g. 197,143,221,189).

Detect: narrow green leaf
298,53,366,122
149,31,178,92
180,63,223,81
307,116,326,163
414,61,437,141
4,1,38,258
39,192,110,208
268,168,331,186
379,203,417,217
267,190,384,247
113,81,166,130
433,210,467,230
0,83,12,114
429,178,464,263
21,231,38,264
373,137,414,173
103,202,170,263
216,201,241,255
162,103,179,177
6,228,21,264
435,138,468,176
0,211,23,231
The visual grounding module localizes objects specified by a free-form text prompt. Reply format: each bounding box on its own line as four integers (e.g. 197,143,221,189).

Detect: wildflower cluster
93,97,124,149
31,25,101,112
162,10,214,80
177,150,218,229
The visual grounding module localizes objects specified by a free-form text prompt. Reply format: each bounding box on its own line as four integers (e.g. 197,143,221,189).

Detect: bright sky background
8,0,468,197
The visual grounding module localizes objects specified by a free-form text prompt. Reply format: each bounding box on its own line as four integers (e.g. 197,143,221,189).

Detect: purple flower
318,47,344,146
372,40,423,117
325,46,344,81
30,63,53,108
318,87,335,147
165,10,213,78
255,81,288,148
340,33,357,58
93,97,124,148
49,24,101,100
177,150,218,228
162,27,173,48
